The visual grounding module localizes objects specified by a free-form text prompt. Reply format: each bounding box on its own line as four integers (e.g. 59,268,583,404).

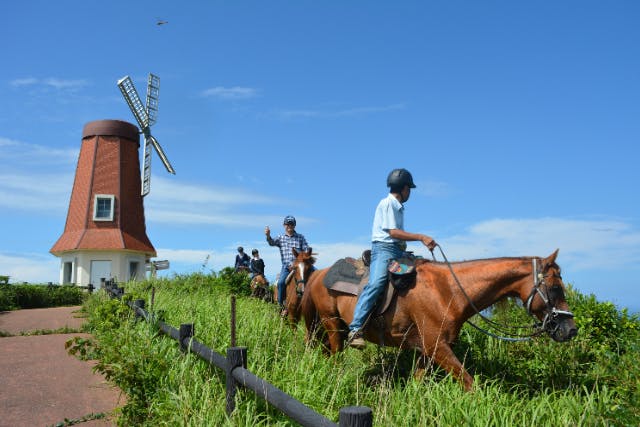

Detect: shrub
0,284,85,310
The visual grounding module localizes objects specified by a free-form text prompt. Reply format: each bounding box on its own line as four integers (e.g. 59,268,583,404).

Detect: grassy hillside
77,271,639,426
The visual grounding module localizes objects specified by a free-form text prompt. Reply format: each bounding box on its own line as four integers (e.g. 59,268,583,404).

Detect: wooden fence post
133,299,145,319
226,346,247,416
179,323,194,352
339,406,373,427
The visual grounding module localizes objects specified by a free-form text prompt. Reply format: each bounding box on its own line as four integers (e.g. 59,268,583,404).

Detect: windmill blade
149,135,176,174
117,76,150,129
146,74,160,127
141,136,153,197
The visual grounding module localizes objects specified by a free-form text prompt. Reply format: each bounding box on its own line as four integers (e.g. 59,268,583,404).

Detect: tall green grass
79,272,639,426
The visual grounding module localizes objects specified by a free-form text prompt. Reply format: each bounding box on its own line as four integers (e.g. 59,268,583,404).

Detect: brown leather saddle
322,250,418,315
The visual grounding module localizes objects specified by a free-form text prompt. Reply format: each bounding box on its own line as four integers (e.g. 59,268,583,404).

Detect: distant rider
234,246,250,272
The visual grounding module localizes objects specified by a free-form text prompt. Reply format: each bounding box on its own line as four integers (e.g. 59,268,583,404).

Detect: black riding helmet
387,168,416,189
283,215,296,226
251,249,259,255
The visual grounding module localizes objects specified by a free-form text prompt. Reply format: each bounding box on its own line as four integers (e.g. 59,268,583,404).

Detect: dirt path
0,306,124,426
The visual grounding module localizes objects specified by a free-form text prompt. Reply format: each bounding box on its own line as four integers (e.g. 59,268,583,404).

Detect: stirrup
347,330,366,349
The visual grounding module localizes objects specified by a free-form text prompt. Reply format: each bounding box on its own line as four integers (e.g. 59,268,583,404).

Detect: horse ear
545,249,559,265
292,248,299,257
307,247,313,255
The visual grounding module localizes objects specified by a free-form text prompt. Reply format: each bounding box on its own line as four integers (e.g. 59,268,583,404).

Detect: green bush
0,284,86,311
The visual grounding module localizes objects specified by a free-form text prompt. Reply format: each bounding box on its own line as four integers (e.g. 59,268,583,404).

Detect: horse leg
421,343,473,391
321,317,346,354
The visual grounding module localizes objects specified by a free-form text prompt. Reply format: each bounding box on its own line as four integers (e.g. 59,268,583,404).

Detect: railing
104,281,373,427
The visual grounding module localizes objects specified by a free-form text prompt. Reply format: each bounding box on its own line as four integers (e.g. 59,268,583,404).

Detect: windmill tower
50,74,175,287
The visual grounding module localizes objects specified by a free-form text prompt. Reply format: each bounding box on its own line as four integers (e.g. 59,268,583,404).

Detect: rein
432,244,552,342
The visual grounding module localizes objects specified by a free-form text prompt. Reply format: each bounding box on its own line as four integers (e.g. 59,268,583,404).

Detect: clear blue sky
1,1,638,312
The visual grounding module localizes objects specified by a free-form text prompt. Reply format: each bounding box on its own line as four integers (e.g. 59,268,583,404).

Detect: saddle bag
387,256,417,290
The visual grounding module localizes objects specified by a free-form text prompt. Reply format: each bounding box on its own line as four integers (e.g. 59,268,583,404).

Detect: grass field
75,271,639,426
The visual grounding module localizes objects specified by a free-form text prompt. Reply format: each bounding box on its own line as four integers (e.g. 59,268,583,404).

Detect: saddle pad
323,258,368,289
323,257,395,315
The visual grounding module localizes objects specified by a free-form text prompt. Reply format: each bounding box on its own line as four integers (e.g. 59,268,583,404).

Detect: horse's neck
451,258,532,312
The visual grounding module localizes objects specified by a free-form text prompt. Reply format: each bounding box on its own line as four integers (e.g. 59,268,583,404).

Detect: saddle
323,250,420,316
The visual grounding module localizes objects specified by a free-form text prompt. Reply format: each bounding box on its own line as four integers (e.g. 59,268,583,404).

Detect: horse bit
525,258,575,335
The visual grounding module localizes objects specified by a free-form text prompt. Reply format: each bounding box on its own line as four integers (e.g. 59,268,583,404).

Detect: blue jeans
350,241,403,332
277,264,291,307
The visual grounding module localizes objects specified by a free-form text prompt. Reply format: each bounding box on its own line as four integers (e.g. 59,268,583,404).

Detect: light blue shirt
371,193,404,243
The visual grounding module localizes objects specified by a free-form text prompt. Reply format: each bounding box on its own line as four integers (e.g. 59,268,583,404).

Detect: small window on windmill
93,194,115,221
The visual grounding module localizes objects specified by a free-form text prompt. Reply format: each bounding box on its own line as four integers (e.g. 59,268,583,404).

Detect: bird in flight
156,19,168,26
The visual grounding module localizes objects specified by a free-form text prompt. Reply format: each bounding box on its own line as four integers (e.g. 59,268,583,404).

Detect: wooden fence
104,281,373,427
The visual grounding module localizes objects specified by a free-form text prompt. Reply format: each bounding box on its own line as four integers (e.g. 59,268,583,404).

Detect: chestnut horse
250,274,271,301
282,247,316,323
300,249,577,390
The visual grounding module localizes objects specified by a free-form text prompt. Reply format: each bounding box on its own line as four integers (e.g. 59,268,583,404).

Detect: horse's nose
567,326,578,340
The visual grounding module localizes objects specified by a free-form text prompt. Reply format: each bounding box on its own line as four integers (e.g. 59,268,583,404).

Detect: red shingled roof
50,120,156,257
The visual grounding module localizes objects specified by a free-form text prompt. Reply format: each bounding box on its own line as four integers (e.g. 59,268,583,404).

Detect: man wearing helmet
265,215,310,316
347,168,437,349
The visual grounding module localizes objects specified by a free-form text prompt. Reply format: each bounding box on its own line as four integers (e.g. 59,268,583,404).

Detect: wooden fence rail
104,281,373,427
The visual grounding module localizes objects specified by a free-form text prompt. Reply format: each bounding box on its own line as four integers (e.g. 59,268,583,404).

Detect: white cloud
147,210,285,228
0,137,78,165
0,173,73,211
144,176,306,227
271,103,405,120
9,78,38,87
9,77,89,90
0,253,59,284
441,217,640,271
149,176,279,205
201,86,258,99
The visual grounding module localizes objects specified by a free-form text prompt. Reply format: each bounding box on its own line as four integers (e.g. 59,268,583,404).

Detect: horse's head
291,247,315,296
525,249,578,342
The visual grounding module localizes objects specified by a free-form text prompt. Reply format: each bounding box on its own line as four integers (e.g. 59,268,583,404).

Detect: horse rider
265,215,310,317
234,246,251,272
250,248,265,280
347,168,437,349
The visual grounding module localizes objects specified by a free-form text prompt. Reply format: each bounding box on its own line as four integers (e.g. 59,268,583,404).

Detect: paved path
0,306,124,426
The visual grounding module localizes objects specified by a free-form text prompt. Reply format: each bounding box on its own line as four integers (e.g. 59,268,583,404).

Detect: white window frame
93,194,115,221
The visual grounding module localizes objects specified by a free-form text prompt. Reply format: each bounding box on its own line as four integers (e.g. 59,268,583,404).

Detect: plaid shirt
267,232,309,267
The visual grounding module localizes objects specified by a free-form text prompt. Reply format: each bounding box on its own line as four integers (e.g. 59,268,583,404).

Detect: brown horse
282,247,316,323
250,274,271,301
300,249,577,390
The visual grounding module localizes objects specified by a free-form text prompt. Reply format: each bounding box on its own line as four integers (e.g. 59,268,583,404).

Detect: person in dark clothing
234,246,250,272
249,249,265,279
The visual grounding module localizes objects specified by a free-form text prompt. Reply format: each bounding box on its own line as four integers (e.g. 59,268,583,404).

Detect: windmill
117,73,175,196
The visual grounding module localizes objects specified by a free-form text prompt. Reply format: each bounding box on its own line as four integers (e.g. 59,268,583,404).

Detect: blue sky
1,1,638,313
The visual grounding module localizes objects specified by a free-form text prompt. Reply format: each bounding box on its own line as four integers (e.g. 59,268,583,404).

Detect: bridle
293,259,311,297
434,245,573,341
525,258,575,336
